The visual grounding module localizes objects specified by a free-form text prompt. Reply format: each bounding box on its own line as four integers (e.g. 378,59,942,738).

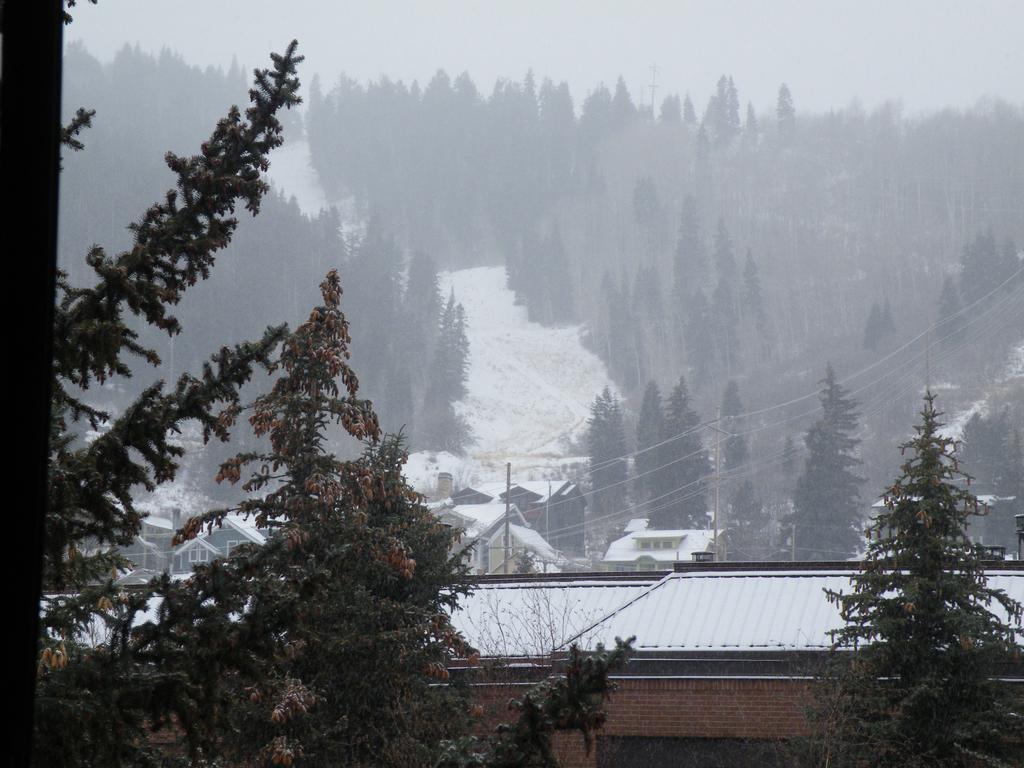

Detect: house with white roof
433,498,572,574
118,511,267,577
448,479,587,555
601,518,714,571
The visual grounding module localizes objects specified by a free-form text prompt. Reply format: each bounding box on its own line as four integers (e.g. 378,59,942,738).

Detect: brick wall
469,676,813,768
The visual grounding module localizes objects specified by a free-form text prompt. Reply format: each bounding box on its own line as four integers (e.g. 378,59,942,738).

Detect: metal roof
562,569,1024,652
450,576,660,658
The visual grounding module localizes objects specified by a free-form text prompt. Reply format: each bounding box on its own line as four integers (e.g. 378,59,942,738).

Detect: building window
188,547,208,563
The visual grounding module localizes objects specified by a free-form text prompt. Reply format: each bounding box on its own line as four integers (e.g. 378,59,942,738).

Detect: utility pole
648,64,660,119
925,324,932,390
545,480,552,544
713,406,722,561
791,523,797,562
503,462,511,574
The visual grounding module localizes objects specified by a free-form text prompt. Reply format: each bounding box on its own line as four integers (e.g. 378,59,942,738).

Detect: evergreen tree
776,83,795,140
712,217,740,371
742,248,772,359
960,408,1024,549
659,93,681,123
862,301,885,350
781,434,798,477
36,41,304,768
422,291,472,453
743,101,759,144
685,288,715,390
632,176,662,258
720,380,749,471
649,376,709,529
587,388,628,529
707,75,740,148
819,393,1024,767
936,275,966,348
682,93,697,125
789,364,864,560
149,270,475,768
437,640,634,768
635,382,666,504
726,479,771,561
672,195,705,302
611,75,637,128
959,230,1003,306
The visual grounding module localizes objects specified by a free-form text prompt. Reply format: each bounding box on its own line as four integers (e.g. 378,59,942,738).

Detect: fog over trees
59,41,1023,560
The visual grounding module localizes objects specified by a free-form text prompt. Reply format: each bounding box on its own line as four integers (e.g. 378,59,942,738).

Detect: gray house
119,511,266,577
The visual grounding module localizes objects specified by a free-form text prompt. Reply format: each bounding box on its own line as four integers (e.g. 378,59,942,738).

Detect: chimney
436,472,454,499
171,508,182,532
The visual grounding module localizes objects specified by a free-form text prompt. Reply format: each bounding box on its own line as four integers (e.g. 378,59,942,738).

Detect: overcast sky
66,0,1024,115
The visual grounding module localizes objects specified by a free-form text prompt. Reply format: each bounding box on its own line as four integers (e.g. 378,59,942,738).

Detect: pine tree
682,93,697,125
35,42,304,768
437,640,634,768
635,381,666,504
781,434,798,478
422,290,472,452
649,376,710,529
742,248,773,360
720,380,749,471
937,275,967,348
611,75,637,128
819,393,1024,767
587,388,628,529
863,301,885,350
659,93,681,123
145,270,476,767
672,195,705,302
789,364,864,560
726,479,771,561
743,101,759,144
685,288,715,390
712,217,740,371
776,83,795,141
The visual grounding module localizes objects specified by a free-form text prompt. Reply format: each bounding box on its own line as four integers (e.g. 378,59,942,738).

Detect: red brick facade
470,674,813,768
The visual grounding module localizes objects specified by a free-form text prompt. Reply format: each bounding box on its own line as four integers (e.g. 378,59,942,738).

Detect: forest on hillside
59,43,1024,555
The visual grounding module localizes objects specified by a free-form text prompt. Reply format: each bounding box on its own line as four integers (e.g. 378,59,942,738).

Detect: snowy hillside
938,339,1024,440
261,141,616,495
405,266,616,494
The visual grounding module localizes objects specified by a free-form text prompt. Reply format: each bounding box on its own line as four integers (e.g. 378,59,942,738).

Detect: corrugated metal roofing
450,577,658,658
562,570,1024,652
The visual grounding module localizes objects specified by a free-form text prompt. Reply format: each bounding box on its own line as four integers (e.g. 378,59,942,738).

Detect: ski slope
405,266,616,493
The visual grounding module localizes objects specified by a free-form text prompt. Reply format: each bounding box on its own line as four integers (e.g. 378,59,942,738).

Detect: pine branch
52,40,303,391
436,638,634,768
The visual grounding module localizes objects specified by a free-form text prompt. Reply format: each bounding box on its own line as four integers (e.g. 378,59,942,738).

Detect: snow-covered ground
938,339,1024,440
405,266,615,494
264,136,330,216
259,138,615,496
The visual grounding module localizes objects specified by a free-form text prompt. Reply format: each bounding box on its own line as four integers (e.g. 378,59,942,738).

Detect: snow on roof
624,518,648,532
450,577,660,657
507,524,559,562
440,503,517,539
222,515,267,545
562,570,1024,652
603,529,714,563
457,480,571,504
